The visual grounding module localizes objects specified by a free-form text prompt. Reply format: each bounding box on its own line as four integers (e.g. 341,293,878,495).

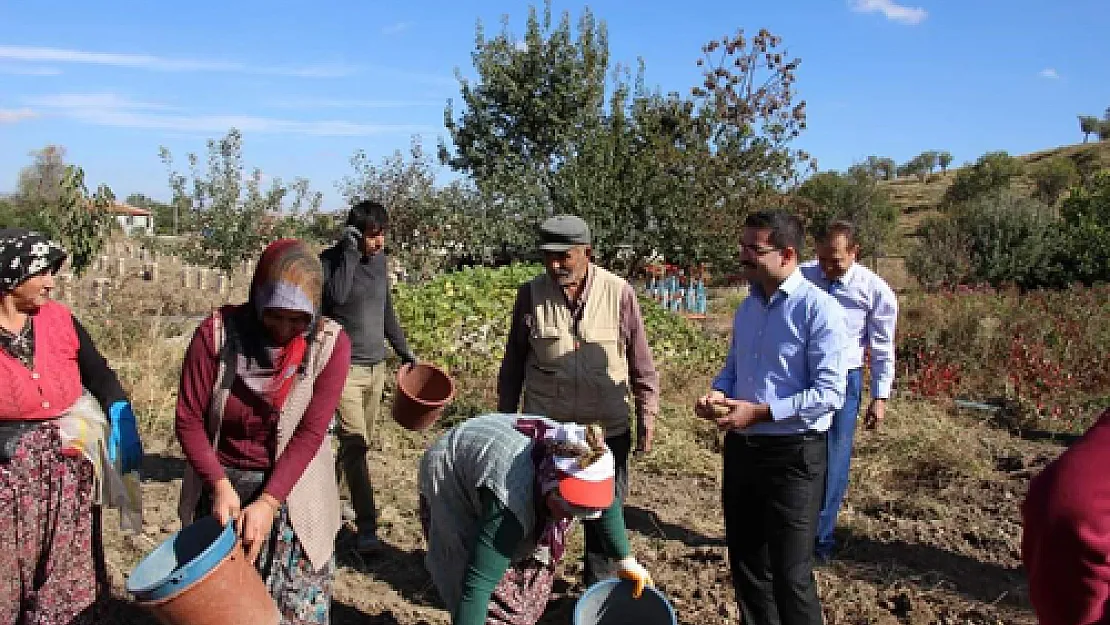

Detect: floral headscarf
0,229,67,293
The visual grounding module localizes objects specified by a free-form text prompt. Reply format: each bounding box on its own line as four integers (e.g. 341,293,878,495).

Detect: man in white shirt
801,220,899,562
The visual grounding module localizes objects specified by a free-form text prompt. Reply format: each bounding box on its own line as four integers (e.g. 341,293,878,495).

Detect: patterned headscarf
0,229,68,293
234,239,323,410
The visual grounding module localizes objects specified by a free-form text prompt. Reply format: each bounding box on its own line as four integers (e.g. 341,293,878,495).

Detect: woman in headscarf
176,239,351,624
0,228,144,624
419,412,655,625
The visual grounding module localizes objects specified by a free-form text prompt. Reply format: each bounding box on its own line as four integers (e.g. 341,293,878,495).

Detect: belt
726,430,826,446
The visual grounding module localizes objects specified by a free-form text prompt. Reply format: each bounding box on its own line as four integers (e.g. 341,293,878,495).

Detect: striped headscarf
235,239,323,410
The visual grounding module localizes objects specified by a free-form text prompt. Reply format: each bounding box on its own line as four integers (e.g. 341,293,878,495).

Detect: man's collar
752,268,803,301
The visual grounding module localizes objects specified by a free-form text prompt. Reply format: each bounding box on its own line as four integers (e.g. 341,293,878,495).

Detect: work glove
108,401,144,475
617,556,654,599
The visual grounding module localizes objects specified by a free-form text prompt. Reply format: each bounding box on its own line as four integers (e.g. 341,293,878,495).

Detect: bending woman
0,228,144,624
419,412,654,625
176,239,351,624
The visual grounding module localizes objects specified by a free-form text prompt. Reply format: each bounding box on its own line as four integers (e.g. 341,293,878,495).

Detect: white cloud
270,97,441,109
0,44,355,78
850,0,928,25
1038,68,1060,80
24,93,174,110
0,108,38,123
381,21,413,35
25,91,436,137
0,63,61,76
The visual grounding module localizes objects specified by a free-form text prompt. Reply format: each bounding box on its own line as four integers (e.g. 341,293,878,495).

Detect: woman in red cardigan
175,239,351,625
1022,407,1110,625
0,228,144,624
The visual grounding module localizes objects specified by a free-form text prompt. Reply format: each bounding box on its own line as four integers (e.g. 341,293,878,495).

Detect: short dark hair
347,199,389,234
744,210,805,254
815,219,858,246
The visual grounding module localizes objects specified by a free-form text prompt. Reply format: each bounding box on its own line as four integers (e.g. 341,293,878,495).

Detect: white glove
617,556,654,598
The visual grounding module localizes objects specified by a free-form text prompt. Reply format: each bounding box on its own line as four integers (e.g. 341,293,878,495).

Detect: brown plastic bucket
393,362,455,431
127,516,279,625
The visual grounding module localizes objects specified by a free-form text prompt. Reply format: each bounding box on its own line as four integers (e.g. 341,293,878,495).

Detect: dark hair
347,199,389,234
743,210,805,254
815,219,858,246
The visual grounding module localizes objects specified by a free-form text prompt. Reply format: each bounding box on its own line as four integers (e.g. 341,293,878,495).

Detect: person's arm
583,493,632,560
867,279,899,400
264,331,352,502
620,285,660,451
72,315,127,410
454,488,525,625
710,305,743,396
321,240,361,307
496,286,531,413
383,287,415,364
175,316,226,487
766,299,848,425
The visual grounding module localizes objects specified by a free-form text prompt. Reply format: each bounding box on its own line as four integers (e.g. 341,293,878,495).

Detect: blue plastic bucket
574,578,678,625
126,515,237,601
126,515,279,625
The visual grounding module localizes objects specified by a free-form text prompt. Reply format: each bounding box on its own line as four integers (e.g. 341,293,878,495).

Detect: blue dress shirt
800,260,899,399
711,270,849,435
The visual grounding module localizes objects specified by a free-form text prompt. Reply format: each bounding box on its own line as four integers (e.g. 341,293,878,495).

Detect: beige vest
177,312,343,571
522,266,631,436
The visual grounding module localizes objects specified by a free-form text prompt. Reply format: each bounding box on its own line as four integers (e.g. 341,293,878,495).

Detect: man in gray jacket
320,199,416,553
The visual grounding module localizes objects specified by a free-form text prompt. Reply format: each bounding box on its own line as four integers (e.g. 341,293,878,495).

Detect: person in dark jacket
319,199,416,553
1021,407,1110,625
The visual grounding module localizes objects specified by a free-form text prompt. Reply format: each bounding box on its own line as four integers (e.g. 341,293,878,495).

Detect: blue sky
1,0,1107,209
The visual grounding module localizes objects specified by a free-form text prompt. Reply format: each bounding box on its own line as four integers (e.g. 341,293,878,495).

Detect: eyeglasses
738,243,781,256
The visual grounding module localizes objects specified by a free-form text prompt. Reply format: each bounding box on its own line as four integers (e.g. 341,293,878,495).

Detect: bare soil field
98,400,1058,625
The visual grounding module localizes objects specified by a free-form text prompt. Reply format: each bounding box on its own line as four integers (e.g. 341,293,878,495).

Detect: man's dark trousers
722,431,828,625
583,431,631,584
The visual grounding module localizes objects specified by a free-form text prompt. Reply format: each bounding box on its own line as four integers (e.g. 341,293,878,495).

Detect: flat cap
538,215,591,252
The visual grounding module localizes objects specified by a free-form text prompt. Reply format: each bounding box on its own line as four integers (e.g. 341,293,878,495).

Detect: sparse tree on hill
942,151,1024,207
1030,157,1079,205
938,151,953,173
1079,116,1100,143
16,145,68,206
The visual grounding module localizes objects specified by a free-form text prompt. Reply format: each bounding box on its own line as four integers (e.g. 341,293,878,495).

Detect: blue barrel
126,515,237,602
574,579,677,625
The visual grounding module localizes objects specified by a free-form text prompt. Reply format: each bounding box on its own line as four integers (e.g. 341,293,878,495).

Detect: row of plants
896,284,1110,432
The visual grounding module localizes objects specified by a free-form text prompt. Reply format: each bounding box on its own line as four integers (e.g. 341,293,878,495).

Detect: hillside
881,141,1110,242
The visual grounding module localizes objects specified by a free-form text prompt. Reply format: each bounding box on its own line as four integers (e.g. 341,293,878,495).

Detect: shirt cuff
767,397,795,421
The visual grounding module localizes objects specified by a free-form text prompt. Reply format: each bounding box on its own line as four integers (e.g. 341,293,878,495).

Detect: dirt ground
97,404,1058,625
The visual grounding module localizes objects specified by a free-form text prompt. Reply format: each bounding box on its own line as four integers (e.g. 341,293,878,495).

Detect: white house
110,203,155,237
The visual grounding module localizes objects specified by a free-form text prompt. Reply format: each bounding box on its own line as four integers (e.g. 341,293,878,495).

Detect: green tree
910,191,1058,290
942,151,1024,207
161,129,320,276
937,151,953,173
1029,156,1079,205
1055,172,1110,285
441,1,608,210
798,166,899,258
1079,115,1100,143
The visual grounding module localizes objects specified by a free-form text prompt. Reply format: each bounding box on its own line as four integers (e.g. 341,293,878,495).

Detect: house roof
108,203,153,217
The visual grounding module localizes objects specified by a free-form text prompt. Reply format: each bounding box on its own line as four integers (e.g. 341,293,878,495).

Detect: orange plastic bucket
127,516,279,625
393,362,455,431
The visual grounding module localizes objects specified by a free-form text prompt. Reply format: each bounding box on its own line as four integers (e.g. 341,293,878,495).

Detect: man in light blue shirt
801,220,899,562
696,210,848,625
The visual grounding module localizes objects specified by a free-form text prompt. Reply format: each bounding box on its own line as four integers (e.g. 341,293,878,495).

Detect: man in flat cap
498,214,660,584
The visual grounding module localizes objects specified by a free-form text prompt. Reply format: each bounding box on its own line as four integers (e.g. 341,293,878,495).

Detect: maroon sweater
176,315,351,502
1022,408,1110,625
